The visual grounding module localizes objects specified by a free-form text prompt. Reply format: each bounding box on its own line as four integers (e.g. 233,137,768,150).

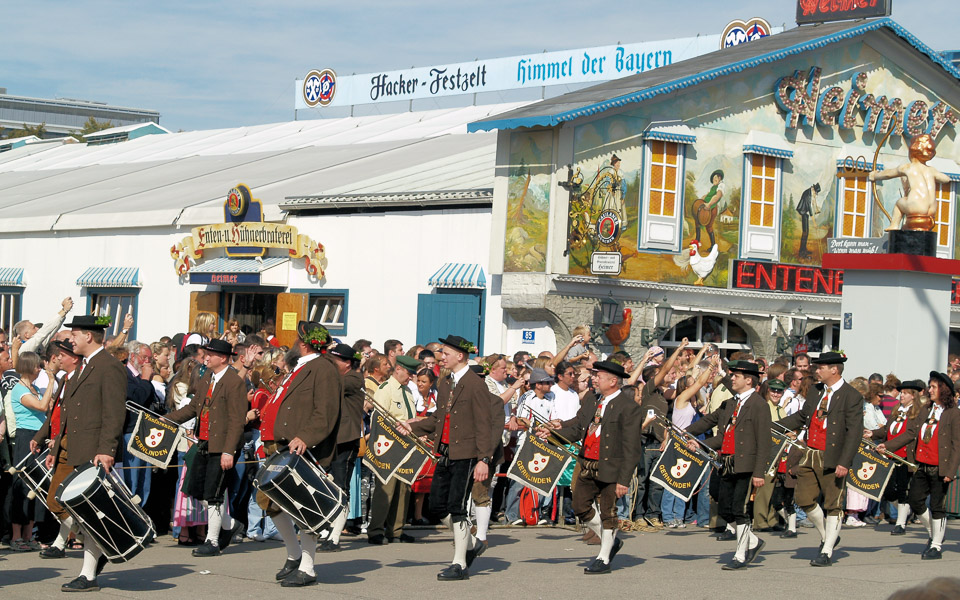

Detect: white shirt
921,405,945,441
590,389,622,438
817,379,845,428
889,404,911,436
515,390,555,442
451,364,470,386
550,383,580,421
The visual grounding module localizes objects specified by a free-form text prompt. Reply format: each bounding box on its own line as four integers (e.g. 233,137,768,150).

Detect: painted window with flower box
739,133,793,261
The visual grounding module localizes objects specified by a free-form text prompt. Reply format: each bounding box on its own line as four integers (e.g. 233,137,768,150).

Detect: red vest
720,398,744,455
807,411,827,451
258,366,304,442
887,412,910,458
583,430,601,460
198,385,213,441
916,421,941,466
440,414,451,445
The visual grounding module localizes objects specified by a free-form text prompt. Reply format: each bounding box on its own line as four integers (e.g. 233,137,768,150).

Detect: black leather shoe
810,553,832,567
192,541,221,557
716,530,736,541
721,559,748,570
367,534,388,545
319,539,341,553
921,547,942,560
275,557,301,581
437,564,469,580
745,538,765,564
280,570,317,587
95,555,108,576
396,533,416,543
609,537,623,563
218,520,244,552
890,525,905,535
61,576,100,592
771,523,786,532
924,538,932,552
583,557,611,574
465,540,488,567
40,546,66,559
818,536,841,553
781,530,798,539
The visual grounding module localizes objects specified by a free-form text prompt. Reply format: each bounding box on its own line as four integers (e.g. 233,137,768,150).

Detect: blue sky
1,1,954,132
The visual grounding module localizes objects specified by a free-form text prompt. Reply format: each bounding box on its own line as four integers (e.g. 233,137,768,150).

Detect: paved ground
0,522,955,599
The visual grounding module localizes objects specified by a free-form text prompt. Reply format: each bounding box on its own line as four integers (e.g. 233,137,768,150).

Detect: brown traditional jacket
273,354,342,467
34,348,126,467
411,369,495,461
166,367,246,454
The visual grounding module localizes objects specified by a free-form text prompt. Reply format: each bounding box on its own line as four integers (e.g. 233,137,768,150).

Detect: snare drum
56,463,156,563
254,450,346,534
12,448,52,504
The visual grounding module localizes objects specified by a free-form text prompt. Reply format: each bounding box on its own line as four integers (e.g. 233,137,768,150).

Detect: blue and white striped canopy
75,267,141,288
428,263,486,289
0,268,24,286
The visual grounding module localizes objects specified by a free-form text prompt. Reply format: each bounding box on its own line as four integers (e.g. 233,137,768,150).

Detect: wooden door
275,292,308,348
189,291,220,333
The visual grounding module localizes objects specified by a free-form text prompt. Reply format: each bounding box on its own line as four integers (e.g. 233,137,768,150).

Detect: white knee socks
79,544,102,580
53,517,75,550
734,523,750,562
918,508,933,538
931,517,947,550
329,508,348,545
787,512,797,533
598,528,617,562
205,502,222,545
822,515,841,557
585,511,602,538
895,503,910,528
298,532,318,576
452,521,469,568
806,505,826,541
272,512,302,560
475,505,492,542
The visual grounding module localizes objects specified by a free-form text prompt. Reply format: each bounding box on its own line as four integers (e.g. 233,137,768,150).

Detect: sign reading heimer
294,33,763,109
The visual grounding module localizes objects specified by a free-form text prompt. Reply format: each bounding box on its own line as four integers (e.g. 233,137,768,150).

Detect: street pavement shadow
0,566,64,585
319,559,380,584
99,564,192,591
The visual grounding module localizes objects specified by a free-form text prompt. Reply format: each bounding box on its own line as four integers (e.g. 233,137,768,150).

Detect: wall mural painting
504,130,553,272
780,145,837,265
567,115,740,288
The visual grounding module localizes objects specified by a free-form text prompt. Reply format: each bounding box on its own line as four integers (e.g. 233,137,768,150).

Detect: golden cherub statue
868,134,951,231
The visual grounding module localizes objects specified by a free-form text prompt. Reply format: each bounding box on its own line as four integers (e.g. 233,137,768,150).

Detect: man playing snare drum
31,314,126,592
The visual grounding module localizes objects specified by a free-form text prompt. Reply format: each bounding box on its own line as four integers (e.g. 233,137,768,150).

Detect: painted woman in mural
690,169,726,248
796,182,821,258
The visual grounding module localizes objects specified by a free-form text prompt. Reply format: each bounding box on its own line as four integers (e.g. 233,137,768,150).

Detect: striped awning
75,267,141,288
189,257,288,273
643,123,696,145
0,268,25,287
429,263,486,289
742,130,794,159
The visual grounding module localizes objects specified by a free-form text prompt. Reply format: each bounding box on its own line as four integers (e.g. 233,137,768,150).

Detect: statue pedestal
822,253,958,379
888,230,936,256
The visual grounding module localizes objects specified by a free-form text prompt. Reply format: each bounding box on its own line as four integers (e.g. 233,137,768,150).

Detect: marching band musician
397,335,495,581
30,315,126,592
878,372,960,559
467,362,506,556
321,342,366,552
165,338,247,559
685,360,771,570
776,351,862,567
368,355,422,545
540,360,642,574
267,321,342,586
872,379,923,536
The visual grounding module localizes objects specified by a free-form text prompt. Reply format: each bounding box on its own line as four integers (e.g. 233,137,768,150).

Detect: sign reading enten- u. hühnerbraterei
170,184,326,277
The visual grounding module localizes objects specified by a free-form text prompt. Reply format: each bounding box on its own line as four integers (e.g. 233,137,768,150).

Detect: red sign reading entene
733,260,960,305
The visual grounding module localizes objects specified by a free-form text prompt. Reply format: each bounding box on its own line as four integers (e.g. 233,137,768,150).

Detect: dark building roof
469,18,960,132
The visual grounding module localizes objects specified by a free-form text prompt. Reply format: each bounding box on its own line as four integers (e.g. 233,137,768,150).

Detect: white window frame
306,291,348,335
740,153,783,261
935,181,955,259
89,290,138,339
660,314,752,353
837,174,872,239
639,139,686,251
1,289,22,336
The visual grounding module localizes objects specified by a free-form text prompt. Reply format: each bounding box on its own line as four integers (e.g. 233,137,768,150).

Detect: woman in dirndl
876,379,923,535
410,368,438,525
